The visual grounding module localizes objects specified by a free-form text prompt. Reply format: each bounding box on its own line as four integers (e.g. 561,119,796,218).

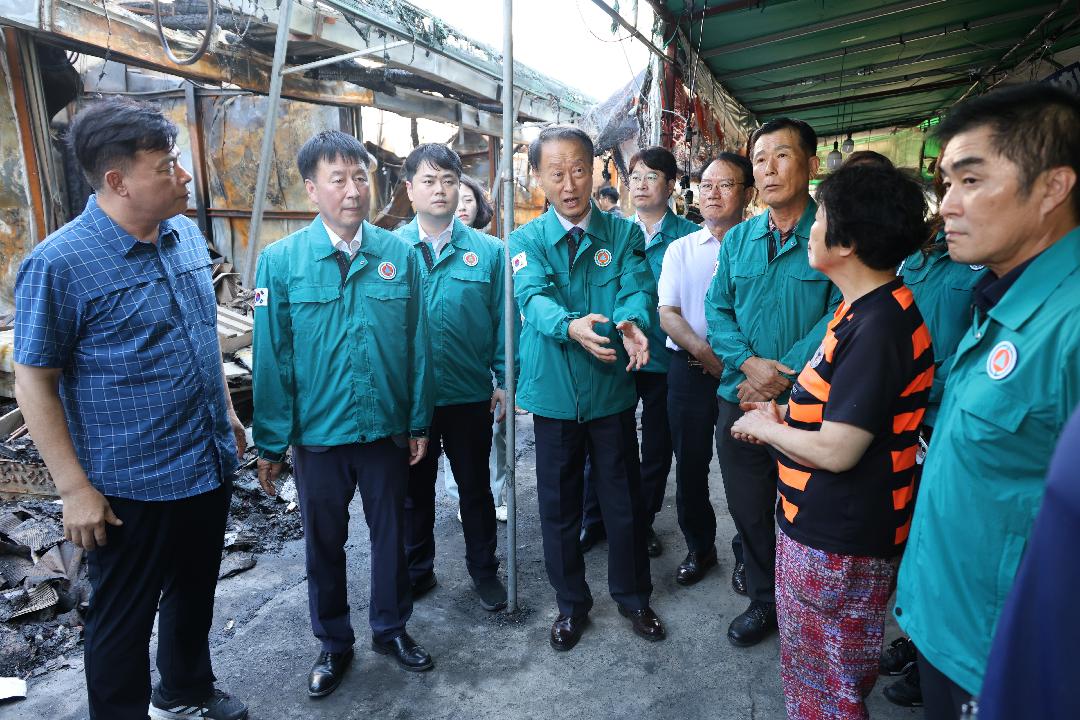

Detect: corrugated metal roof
657,0,1080,136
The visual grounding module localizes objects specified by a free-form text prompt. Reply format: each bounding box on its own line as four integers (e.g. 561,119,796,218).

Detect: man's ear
104,168,127,197
304,178,319,207
1038,165,1077,221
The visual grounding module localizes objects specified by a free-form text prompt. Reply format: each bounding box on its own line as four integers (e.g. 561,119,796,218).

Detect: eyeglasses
628,172,662,185
699,181,745,194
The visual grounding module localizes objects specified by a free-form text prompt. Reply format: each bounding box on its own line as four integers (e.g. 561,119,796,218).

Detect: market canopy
654,0,1080,138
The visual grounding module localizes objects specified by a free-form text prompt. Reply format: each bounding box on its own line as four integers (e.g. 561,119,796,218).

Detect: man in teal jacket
252,131,435,698
511,126,664,651
894,84,1080,719
580,145,700,559
704,118,840,647
395,143,508,613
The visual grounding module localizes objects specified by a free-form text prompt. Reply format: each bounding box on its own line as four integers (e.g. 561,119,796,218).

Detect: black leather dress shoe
727,601,777,647
618,606,665,642
731,561,747,596
308,649,353,697
371,632,433,672
676,547,718,586
549,613,589,651
410,570,437,599
645,528,663,558
579,523,606,553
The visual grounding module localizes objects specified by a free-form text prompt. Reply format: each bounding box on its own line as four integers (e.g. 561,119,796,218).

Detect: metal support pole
280,40,410,76
243,0,295,289
500,0,518,613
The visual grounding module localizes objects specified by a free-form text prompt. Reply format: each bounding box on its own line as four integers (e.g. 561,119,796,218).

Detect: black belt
673,349,708,372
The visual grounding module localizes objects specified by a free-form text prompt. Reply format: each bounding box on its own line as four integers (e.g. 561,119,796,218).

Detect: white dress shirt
421,221,454,257
656,226,722,351
631,213,665,247
554,208,592,234
324,220,362,256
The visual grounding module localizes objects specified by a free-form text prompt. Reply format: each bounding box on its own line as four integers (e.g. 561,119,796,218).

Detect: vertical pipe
243,0,295,289
500,0,518,612
184,81,211,241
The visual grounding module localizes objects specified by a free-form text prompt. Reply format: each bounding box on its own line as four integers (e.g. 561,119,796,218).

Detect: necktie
767,231,778,263
567,227,584,271
334,250,353,286
419,242,435,271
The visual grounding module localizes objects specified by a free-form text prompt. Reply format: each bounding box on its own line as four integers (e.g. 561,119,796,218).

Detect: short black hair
404,143,463,181
528,125,594,170
68,97,177,190
628,146,677,182
815,163,928,271
598,186,619,203
844,150,893,168
459,174,494,230
749,118,817,160
710,152,754,187
297,130,371,182
936,82,1080,219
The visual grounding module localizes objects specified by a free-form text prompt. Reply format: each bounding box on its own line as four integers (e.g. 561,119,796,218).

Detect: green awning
656,0,1080,137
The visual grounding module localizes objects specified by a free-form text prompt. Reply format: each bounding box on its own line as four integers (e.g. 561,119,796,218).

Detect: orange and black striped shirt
777,278,933,558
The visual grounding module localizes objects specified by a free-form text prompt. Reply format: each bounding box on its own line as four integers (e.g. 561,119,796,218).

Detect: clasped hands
568,314,650,371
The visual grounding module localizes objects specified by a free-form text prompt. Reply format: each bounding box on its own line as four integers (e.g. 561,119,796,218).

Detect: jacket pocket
289,284,342,337
448,267,492,313
957,385,1030,439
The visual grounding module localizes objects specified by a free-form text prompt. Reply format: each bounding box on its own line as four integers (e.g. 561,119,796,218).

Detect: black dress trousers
84,480,231,720
404,401,499,582
715,398,779,605
533,409,653,618
582,370,673,531
292,438,413,651
667,350,721,554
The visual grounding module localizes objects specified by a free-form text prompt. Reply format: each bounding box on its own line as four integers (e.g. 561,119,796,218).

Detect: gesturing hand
569,314,617,363
617,321,650,372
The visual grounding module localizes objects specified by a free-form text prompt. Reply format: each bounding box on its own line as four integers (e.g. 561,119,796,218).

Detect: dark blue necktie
567,226,584,271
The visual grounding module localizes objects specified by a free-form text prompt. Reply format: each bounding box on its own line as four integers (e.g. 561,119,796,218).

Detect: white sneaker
495,505,508,523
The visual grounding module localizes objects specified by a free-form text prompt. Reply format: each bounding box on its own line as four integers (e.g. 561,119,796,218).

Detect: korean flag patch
511,251,528,275
253,288,268,307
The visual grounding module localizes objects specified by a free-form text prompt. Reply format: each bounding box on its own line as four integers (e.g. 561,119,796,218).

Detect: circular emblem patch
594,249,612,267
378,261,397,280
463,251,479,267
969,264,986,271
809,343,825,369
986,340,1017,380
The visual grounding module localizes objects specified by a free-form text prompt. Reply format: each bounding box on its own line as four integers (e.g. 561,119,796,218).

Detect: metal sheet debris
7,518,63,554
0,583,59,622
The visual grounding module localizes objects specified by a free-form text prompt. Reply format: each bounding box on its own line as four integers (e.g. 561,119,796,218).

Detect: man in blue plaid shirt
13,98,248,720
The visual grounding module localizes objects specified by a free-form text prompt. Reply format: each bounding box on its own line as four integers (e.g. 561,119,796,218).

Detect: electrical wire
153,0,217,65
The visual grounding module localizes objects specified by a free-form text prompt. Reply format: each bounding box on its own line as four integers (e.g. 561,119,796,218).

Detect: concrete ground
9,415,919,720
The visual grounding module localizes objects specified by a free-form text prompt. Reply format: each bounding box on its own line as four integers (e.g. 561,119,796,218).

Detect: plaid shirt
14,196,237,501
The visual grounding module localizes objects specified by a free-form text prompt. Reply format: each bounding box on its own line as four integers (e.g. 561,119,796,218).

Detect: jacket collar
989,225,1080,331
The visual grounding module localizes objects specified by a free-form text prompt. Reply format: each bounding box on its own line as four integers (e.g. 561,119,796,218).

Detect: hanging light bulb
827,140,843,171
842,132,855,153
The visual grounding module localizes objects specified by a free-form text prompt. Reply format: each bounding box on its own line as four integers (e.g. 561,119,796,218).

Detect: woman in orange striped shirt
731,162,934,720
